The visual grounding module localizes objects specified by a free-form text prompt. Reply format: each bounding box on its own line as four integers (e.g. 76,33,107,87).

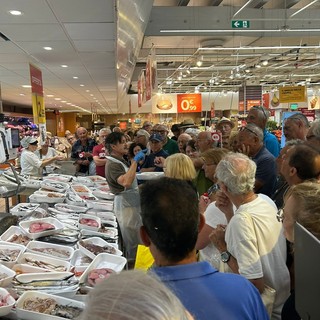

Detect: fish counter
0,173,126,319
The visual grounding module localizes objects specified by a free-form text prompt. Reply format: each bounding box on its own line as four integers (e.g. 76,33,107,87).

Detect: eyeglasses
252,106,268,119
239,126,258,137
276,208,284,222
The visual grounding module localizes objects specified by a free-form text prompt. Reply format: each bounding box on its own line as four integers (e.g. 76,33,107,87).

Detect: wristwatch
220,251,231,263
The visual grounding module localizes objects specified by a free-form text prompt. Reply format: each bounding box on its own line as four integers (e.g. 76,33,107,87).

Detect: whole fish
13,278,78,290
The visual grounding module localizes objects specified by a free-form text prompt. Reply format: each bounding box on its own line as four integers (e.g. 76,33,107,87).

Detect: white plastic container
40,180,69,193
0,264,16,287
88,175,106,183
79,253,127,285
71,184,91,194
16,291,85,320
18,252,71,272
0,226,31,246
78,237,122,260
0,242,25,268
19,217,64,240
136,171,164,180
80,227,118,240
92,189,115,200
10,203,39,216
66,192,86,206
29,191,66,204
0,288,15,317
78,214,101,231
86,200,114,211
44,174,73,182
26,241,74,261
73,176,94,187
54,203,88,214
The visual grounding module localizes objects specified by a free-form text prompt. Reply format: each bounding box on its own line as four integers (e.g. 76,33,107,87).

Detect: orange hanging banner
177,93,202,113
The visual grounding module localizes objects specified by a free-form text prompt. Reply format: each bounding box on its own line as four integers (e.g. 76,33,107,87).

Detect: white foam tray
16,291,84,320
0,241,25,268
0,226,31,246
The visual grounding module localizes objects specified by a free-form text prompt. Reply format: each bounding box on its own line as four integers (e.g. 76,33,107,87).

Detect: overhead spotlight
262,60,268,66
186,67,191,74
209,78,215,85
166,79,173,85
194,86,200,93
245,68,251,73
196,56,203,67
255,63,261,68
182,73,187,78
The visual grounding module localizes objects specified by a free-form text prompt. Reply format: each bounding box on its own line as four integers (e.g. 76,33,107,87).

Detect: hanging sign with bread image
271,93,280,107
309,96,319,109
152,94,177,113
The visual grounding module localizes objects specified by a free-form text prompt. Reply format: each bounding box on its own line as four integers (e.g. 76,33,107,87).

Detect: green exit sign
232,20,250,29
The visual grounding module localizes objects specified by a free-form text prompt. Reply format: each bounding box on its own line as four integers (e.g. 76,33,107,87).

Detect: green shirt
163,138,179,155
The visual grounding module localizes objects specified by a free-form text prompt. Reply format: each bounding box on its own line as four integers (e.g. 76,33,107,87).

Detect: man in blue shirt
139,177,268,320
247,106,280,157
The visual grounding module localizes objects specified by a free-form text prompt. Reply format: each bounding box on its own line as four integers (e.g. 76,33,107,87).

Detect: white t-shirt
35,148,57,174
226,195,290,320
20,149,42,176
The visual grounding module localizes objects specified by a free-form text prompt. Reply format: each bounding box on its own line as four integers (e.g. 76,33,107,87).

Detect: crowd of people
18,111,320,320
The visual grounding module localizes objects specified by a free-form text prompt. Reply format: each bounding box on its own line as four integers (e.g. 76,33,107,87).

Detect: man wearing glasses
151,124,179,155
246,106,280,157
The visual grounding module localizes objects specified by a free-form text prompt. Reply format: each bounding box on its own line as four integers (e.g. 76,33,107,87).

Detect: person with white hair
210,153,290,319
79,270,193,320
92,128,111,177
20,136,63,176
134,128,150,149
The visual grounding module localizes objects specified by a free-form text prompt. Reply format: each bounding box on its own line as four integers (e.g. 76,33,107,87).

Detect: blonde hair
201,148,229,165
165,153,197,180
285,181,320,240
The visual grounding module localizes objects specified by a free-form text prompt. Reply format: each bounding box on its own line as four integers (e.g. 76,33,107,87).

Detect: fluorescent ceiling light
43,47,52,51
160,28,320,33
22,85,31,88
198,45,320,51
290,0,319,17
73,76,78,79
8,10,23,16
233,0,254,18
61,65,68,68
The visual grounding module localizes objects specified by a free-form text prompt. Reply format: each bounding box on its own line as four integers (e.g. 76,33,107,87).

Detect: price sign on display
211,131,222,142
177,93,202,113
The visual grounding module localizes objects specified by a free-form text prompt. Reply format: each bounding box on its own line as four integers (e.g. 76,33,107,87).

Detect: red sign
262,93,270,108
247,100,261,110
29,64,43,95
239,101,244,112
210,102,215,118
177,93,202,113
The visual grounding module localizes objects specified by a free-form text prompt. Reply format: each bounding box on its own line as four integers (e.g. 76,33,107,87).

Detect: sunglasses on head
29,141,38,145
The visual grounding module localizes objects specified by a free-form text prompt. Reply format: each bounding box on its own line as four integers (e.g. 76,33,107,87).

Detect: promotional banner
308,95,320,110
177,93,202,113
247,100,261,110
279,86,306,103
29,64,46,124
152,94,177,114
262,93,270,108
145,56,152,102
137,70,146,107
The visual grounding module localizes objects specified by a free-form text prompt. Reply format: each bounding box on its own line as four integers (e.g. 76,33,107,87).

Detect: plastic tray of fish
78,193,98,201
80,227,118,240
54,203,88,214
10,203,40,216
78,214,101,232
0,241,25,268
78,237,122,260
0,288,15,317
73,176,95,187
79,253,127,286
19,217,64,240
71,184,92,194
87,175,106,183
87,210,116,222
22,179,42,189
16,291,85,320
13,272,79,298
92,189,115,200
86,200,114,211
29,191,66,204
26,241,74,261
93,180,109,187
65,192,86,206
18,252,71,272
40,180,70,193
0,263,16,287
0,226,32,246
44,174,73,182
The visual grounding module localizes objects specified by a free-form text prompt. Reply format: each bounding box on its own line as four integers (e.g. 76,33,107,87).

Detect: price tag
177,94,202,113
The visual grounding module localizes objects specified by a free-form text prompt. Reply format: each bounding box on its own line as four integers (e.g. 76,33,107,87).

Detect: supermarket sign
177,93,202,113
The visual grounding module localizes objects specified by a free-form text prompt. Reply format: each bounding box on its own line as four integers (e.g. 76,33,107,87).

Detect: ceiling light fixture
8,10,23,16
196,56,203,67
80,84,85,87
73,76,78,79
22,85,31,88
233,0,254,18
290,0,319,17
198,45,320,51
61,65,68,68
160,29,320,33
43,47,52,51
